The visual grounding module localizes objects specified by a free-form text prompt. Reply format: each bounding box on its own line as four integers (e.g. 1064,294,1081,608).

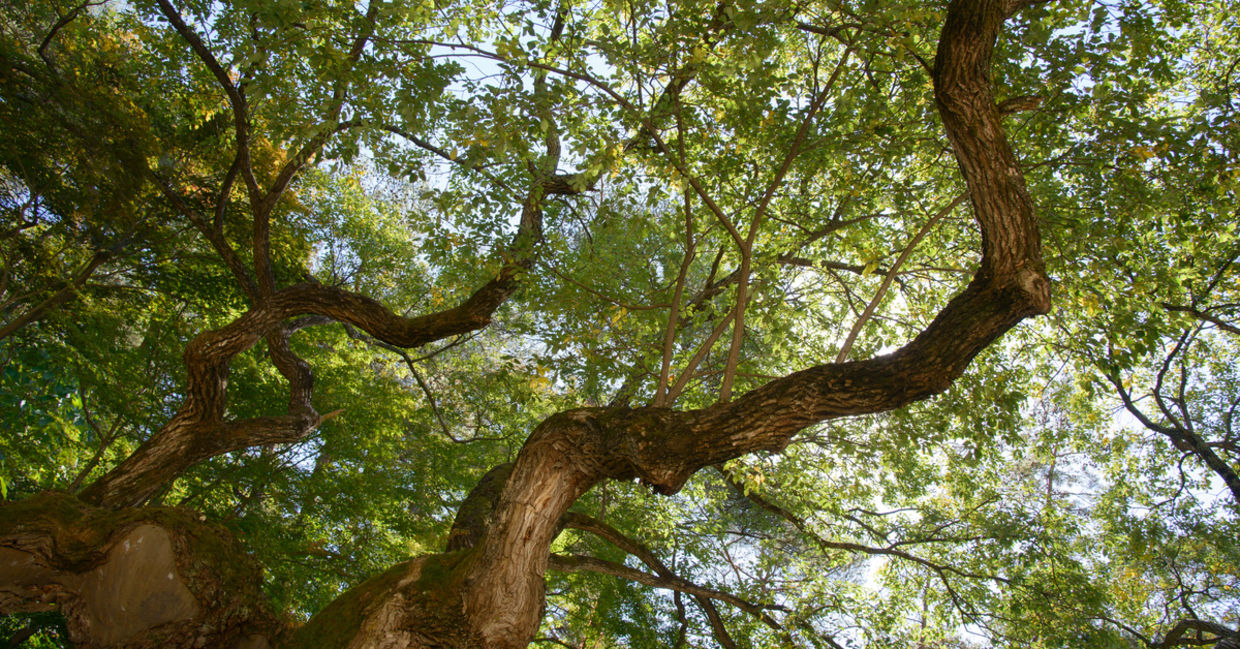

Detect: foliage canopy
0,0,1237,647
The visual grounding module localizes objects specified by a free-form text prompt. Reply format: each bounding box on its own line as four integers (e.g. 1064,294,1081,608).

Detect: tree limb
1156,618,1240,649
1162,303,1240,337
835,193,966,362
716,466,1010,586
0,245,115,342
153,0,261,201
562,512,765,646
458,3,1050,644
547,553,783,628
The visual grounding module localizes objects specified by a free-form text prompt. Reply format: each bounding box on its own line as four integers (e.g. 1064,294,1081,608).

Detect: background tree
0,0,1236,647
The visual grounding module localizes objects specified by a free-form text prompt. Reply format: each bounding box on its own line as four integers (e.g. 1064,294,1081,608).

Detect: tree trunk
1,0,1051,647
0,492,279,649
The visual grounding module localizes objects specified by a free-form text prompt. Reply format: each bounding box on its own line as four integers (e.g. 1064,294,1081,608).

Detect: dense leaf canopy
0,0,1237,647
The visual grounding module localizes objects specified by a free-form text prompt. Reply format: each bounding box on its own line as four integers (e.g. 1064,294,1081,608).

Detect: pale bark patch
75,524,199,644
0,524,199,646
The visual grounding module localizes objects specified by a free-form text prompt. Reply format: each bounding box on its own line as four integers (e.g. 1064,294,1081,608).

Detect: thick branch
1157,618,1240,649
456,2,1049,646
78,259,536,508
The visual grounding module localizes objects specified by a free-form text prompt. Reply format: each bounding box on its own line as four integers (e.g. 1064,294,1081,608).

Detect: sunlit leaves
2,0,1239,645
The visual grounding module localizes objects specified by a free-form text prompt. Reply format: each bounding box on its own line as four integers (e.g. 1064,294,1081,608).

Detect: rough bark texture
391,0,1050,645
3,0,1051,647
0,492,280,649
80,191,545,510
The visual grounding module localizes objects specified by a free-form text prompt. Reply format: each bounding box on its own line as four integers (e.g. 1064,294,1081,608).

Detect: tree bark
0,492,280,649
423,0,1050,645
4,0,1051,647
79,201,542,509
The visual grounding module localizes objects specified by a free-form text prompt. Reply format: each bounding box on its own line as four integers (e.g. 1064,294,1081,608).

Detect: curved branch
77,195,544,509
77,258,535,508
1156,618,1240,649
37,1,105,64
458,2,1049,645
1102,366,1240,505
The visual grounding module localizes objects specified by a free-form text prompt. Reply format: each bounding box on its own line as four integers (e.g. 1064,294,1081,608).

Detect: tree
0,0,1236,647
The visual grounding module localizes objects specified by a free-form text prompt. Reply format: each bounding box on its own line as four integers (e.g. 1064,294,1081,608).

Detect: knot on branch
997,94,1043,117
580,407,702,494
1015,267,1052,315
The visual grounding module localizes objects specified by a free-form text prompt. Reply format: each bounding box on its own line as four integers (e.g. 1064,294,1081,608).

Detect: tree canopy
0,0,1237,647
